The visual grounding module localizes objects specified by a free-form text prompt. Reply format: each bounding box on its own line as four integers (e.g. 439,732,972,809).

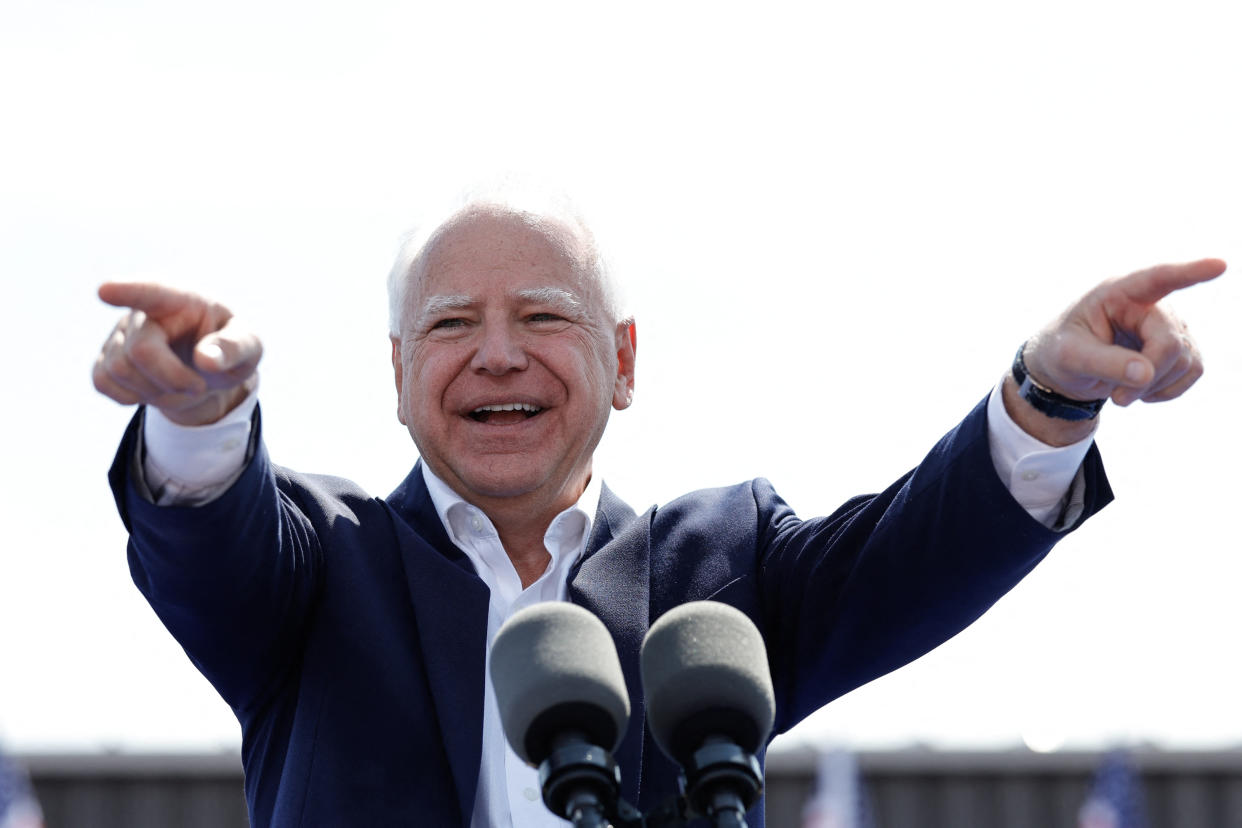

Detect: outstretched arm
96,284,320,715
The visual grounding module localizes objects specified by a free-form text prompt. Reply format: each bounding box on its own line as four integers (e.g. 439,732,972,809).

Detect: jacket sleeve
750,394,1113,734
108,406,324,718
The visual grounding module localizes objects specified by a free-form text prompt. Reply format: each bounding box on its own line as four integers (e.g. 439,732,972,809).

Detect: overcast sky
2,0,1240,755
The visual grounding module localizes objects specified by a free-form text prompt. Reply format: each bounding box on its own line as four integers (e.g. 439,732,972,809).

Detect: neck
496,529,554,590
427,467,593,591
478,487,581,590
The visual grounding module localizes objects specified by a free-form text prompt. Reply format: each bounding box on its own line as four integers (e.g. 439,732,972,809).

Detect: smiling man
391,208,635,589
95,192,1222,828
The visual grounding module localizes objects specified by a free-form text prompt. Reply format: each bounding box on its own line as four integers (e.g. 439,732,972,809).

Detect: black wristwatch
1011,342,1106,421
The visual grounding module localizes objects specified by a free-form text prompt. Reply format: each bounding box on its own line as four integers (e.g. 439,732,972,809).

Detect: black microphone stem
705,785,748,828
564,789,610,828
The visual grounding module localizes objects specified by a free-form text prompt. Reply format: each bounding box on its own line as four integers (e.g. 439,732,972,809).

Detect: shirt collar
419,462,602,568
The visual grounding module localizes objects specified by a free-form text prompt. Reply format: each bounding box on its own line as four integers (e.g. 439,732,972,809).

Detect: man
94,194,1222,827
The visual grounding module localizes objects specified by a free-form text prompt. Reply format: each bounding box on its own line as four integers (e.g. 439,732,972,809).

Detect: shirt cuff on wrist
987,379,1096,527
142,385,260,501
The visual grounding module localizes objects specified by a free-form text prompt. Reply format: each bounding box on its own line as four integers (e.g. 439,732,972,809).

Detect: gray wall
22,749,1242,827
765,749,1242,828
25,753,248,828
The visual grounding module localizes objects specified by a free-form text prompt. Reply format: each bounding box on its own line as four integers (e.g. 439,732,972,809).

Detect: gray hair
386,186,627,337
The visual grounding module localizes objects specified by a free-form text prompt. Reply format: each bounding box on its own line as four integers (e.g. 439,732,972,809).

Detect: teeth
472,403,541,414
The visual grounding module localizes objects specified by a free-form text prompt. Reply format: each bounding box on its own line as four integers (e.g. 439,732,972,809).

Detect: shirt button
221,438,241,451
523,787,539,801
1021,470,1040,482
471,516,484,532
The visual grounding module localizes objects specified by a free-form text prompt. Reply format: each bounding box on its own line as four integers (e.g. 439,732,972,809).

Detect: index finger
1118,258,1227,305
98,282,204,318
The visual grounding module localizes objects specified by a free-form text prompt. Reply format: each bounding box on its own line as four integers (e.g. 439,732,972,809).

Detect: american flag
1078,750,1147,828
0,750,43,828
802,748,873,828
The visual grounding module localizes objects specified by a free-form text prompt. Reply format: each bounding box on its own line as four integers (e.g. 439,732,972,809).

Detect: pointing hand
1023,258,1224,408
93,282,262,425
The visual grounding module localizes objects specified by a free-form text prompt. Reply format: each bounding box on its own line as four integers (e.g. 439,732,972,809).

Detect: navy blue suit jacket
110,395,1110,827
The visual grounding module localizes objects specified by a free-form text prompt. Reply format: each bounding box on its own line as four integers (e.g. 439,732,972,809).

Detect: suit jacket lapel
386,471,654,820
569,483,651,806
387,462,489,827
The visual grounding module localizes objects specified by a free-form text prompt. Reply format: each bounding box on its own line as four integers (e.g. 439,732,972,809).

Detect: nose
470,322,529,375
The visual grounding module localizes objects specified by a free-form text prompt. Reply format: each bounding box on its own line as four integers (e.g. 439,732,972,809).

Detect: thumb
1077,341,1153,389
193,321,263,381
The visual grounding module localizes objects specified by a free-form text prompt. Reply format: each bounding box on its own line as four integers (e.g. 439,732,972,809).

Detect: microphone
641,601,775,828
490,602,631,827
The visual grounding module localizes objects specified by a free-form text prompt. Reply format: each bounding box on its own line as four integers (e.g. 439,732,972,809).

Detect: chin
457,465,551,501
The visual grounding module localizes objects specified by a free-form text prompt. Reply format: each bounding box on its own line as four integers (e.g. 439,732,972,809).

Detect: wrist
1012,341,1106,420
159,377,257,426
1001,373,1097,447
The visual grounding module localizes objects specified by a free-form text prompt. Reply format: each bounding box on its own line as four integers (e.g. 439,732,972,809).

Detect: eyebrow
415,294,474,329
514,287,583,314
416,287,585,329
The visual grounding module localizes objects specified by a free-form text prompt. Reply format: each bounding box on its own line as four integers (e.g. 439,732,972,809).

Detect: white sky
1,0,1240,755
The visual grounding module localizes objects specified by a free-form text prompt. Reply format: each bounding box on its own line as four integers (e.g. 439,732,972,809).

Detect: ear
612,320,637,411
391,336,407,425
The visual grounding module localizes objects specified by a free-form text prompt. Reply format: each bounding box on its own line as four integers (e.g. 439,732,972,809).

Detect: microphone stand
678,738,763,828
536,737,761,828
538,732,625,828
535,733,683,827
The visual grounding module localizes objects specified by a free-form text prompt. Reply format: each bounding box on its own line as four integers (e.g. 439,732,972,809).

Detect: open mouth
468,403,544,424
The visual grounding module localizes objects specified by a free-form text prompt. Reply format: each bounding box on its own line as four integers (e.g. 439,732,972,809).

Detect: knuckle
106,324,128,350
91,362,110,393
93,374,136,405
127,336,165,365
209,302,234,326
1098,276,1124,295
109,358,137,385
110,363,156,399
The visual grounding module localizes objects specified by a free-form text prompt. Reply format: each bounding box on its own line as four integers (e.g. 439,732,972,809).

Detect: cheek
404,349,464,416
546,333,616,385
399,354,429,413
586,346,620,395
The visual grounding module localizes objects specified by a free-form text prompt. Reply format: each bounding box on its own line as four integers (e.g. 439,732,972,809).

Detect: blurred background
2,0,1240,824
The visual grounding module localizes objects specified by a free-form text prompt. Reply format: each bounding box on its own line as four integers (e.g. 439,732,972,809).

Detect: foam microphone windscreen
641,601,776,764
490,602,631,766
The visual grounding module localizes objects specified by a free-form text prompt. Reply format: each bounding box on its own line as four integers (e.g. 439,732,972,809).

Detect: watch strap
1011,343,1106,421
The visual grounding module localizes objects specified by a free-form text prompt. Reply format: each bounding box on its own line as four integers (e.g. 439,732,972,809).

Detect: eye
431,317,468,330
526,312,575,332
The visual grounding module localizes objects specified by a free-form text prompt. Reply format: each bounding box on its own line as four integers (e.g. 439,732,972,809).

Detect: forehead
414,210,588,296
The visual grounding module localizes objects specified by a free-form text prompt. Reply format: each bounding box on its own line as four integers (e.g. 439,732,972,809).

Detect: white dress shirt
136,378,1096,826
421,463,593,828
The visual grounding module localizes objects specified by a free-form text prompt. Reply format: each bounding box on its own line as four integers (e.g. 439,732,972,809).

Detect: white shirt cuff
141,387,260,506
986,379,1096,529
